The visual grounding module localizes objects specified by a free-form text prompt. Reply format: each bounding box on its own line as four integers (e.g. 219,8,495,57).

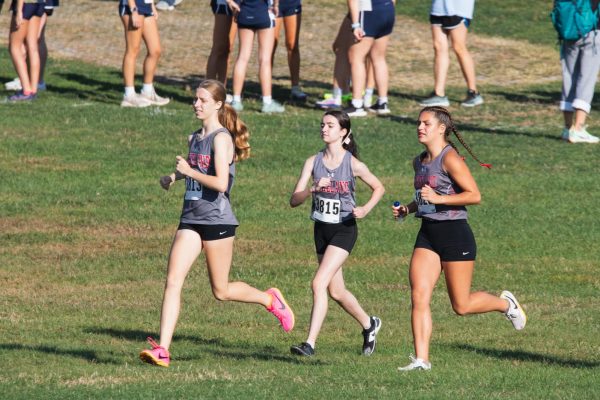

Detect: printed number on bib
313,196,341,223
414,189,436,214
185,178,203,201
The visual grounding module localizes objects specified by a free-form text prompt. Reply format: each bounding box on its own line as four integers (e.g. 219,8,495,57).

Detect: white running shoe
261,100,285,113
567,126,599,144
398,356,431,371
225,94,233,104
5,77,22,91
231,100,244,112
140,90,170,106
155,1,171,10
121,93,152,108
500,290,527,330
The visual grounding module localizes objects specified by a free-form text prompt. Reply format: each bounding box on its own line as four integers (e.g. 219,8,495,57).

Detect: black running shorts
313,219,358,255
178,222,236,241
414,219,476,261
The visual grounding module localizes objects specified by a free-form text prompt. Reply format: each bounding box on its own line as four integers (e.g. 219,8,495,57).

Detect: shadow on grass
86,327,326,365
381,114,561,141
449,343,600,369
0,343,121,364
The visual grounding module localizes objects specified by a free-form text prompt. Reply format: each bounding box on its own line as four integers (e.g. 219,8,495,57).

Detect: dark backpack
551,0,600,41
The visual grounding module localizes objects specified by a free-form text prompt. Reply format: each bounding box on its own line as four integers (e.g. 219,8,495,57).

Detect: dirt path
0,0,560,92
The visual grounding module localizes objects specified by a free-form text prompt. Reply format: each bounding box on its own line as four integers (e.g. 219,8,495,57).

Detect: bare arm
289,156,316,207
420,150,481,206
347,0,365,40
351,158,385,218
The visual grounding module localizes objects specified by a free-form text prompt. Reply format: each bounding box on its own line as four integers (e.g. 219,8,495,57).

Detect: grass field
1,1,599,398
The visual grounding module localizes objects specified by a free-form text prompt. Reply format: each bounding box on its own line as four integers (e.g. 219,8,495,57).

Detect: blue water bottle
393,201,404,223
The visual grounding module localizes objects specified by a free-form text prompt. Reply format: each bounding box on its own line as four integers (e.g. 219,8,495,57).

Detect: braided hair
420,106,491,169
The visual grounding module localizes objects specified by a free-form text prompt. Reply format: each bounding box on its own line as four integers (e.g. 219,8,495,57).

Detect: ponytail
420,106,491,169
198,79,251,162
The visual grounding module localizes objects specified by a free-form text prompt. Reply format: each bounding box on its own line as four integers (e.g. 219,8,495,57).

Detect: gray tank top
413,145,467,221
311,150,356,223
180,128,239,226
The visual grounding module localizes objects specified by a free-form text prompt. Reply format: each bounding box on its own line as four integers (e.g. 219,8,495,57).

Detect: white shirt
430,0,475,19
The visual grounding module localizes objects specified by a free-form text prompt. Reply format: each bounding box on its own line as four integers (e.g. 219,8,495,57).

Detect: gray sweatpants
560,31,600,114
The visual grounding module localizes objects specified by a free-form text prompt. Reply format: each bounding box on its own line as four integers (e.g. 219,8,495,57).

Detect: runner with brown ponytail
393,106,526,371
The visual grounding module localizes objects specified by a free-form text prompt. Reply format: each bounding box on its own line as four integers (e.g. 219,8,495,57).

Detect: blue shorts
360,0,395,39
11,1,45,19
44,0,58,16
236,0,274,30
278,0,301,17
119,0,153,17
211,0,232,16
430,14,471,30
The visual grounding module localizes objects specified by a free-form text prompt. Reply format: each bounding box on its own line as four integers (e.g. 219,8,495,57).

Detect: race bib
312,196,341,223
415,189,436,214
184,178,203,201
359,0,372,12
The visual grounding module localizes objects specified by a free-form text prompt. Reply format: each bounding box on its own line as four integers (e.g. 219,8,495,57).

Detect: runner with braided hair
393,106,526,371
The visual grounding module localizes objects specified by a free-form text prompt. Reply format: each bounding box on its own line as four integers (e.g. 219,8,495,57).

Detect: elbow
472,192,481,205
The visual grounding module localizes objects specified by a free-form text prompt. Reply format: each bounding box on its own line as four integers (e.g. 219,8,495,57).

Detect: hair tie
343,132,352,145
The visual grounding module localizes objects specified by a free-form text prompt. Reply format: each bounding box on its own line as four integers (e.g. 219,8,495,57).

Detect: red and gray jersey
180,128,239,226
310,150,356,224
413,144,467,221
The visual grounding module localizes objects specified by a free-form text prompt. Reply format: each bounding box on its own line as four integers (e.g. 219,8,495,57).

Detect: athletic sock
352,98,364,109
124,86,136,97
378,96,388,105
233,95,242,103
262,96,273,105
142,83,154,95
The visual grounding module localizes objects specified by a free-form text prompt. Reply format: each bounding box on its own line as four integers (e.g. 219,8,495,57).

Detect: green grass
1,40,599,400
397,0,559,46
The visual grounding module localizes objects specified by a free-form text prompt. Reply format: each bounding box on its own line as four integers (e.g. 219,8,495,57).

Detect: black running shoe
290,342,315,357
367,102,390,115
362,316,382,356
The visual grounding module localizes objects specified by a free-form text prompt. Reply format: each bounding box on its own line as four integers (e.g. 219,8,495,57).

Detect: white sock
124,86,136,97
378,96,388,105
365,87,374,97
142,83,154,95
352,98,364,109
333,87,343,98
233,95,242,103
262,96,273,105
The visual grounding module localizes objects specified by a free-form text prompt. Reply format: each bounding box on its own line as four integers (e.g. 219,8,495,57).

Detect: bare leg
408,248,442,363
207,14,235,85
431,25,449,96
305,246,352,346
232,28,255,97
38,13,48,83
141,15,162,85
25,16,41,92
282,13,301,87
332,16,353,93
9,17,33,93
257,27,276,97
348,37,374,101
369,35,390,99
328,266,370,328
121,15,143,87
443,261,510,316
448,23,477,92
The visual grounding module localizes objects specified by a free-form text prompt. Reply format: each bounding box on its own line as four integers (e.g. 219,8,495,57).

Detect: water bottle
393,201,404,223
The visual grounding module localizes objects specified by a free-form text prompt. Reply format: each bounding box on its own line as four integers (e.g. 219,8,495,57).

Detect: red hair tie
479,163,492,169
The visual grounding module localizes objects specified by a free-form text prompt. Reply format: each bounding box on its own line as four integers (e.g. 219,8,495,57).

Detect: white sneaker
121,93,152,108
225,94,233,104
561,127,570,141
261,100,285,113
140,90,170,106
363,95,373,109
155,1,171,10
231,100,244,112
500,290,527,330
5,77,22,91
398,356,431,371
567,126,599,144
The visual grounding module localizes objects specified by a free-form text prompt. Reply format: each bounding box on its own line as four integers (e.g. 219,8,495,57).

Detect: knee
451,302,469,316
452,42,468,56
432,41,447,54
211,286,230,301
311,279,327,296
410,287,431,310
327,287,344,302
149,47,162,60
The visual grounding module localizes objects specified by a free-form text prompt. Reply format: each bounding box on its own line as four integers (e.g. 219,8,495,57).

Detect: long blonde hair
197,80,251,162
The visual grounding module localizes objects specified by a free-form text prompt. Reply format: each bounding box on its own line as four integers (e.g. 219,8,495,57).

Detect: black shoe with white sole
362,316,382,356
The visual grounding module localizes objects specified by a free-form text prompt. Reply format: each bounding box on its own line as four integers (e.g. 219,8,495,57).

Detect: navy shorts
119,0,153,17
414,219,476,262
430,14,471,30
11,1,45,19
178,222,237,241
360,0,395,39
278,0,301,17
236,1,274,30
314,219,358,255
211,0,232,16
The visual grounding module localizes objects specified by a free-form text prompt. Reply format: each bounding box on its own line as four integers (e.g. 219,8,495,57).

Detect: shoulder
350,155,368,176
442,147,469,174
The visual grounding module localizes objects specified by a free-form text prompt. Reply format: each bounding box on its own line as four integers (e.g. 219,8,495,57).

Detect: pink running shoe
139,337,170,367
265,288,295,332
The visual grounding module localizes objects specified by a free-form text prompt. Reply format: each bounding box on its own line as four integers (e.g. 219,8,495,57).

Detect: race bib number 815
312,196,341,223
